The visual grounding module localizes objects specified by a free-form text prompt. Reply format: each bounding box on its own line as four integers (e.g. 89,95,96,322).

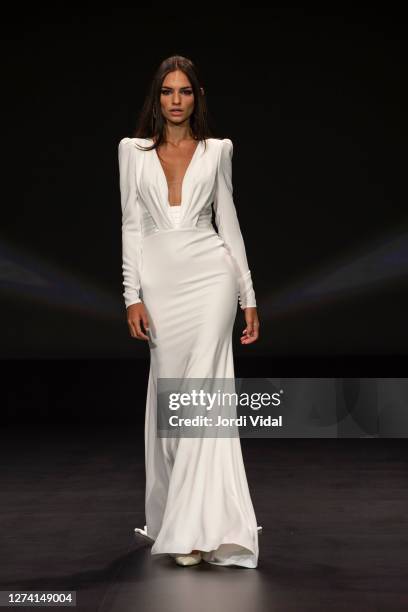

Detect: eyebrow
161,86,192,90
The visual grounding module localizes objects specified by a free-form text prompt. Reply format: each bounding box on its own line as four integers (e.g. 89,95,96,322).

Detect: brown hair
132,55,217,153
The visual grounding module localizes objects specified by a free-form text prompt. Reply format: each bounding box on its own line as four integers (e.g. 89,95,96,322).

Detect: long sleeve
213,138,257,310
118,137,143,308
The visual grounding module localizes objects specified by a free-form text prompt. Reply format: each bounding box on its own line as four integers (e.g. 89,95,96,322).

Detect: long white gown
118,136,261,568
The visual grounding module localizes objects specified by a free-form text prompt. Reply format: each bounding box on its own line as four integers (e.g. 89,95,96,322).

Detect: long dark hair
132,55,217,153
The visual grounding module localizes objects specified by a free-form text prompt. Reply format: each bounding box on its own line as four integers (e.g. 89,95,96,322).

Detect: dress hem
134,525,261,569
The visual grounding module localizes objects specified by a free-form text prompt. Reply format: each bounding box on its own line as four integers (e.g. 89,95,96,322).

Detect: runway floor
1,424,407,612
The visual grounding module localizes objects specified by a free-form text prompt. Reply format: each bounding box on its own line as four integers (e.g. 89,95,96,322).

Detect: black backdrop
1,8,406,420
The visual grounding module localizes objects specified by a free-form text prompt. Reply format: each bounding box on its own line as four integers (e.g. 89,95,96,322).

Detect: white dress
118,136,261,568
167,202,182,226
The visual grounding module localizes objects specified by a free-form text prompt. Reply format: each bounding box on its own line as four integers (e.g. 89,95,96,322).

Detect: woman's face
159,70,195,126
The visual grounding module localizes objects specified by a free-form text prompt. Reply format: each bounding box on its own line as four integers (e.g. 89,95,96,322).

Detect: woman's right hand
127,302,150,341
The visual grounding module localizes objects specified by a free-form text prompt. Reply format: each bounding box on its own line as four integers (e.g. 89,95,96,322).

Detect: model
118,55,261,568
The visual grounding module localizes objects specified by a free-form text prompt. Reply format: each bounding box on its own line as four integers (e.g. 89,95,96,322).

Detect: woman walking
118,55,261,568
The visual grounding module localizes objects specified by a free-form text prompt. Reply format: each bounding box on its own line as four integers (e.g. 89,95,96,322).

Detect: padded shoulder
119,136,145,143
221,138,233,158
218,138,233,163
118,136,132,149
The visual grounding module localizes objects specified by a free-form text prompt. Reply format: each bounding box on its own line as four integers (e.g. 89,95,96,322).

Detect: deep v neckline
152,138,201,210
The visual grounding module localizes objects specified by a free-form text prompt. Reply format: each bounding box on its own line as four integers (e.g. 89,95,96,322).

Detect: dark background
1,8,406,420
1,13,407,609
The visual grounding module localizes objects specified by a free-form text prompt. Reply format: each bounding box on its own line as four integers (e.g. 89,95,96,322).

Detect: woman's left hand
241,307,260,344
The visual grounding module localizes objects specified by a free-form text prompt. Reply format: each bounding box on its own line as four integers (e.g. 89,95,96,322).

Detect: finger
129,317,149,341
142,313,150,333
241,330,258,344
241,327,258,343
134,318,150,340
127,318,137,338
129,320,139,339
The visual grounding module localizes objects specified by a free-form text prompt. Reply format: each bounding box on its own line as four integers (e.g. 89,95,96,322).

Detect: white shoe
174,551,202,566
134,525,154,541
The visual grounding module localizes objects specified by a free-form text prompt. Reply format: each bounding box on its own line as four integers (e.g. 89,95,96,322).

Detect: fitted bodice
127,137,218,235
118,135,257,310
168,204,182,228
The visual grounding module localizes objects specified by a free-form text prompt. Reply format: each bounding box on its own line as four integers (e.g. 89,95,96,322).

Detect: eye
160,89,193,95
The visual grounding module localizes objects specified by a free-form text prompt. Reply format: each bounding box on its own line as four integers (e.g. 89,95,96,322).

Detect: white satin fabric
118,136,260,568
168,203,182,226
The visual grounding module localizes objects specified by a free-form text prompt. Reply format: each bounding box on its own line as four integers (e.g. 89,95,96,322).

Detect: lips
170,109,182,113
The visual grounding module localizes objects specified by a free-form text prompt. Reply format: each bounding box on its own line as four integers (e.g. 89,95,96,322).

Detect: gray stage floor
1,425,407,612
